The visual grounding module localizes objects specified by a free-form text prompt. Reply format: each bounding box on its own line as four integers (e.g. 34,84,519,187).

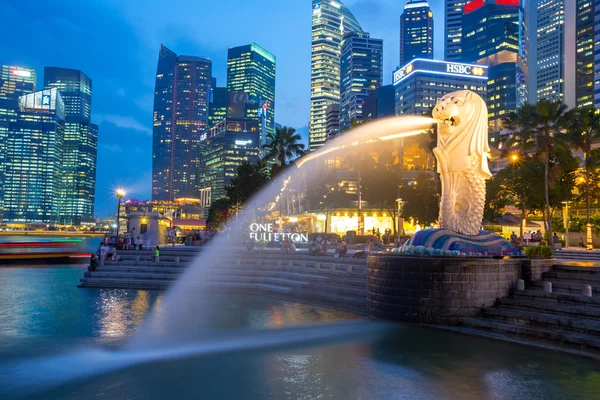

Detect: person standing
100,242,108,266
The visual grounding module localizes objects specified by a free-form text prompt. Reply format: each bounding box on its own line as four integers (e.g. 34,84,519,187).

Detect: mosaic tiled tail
396,229,523,257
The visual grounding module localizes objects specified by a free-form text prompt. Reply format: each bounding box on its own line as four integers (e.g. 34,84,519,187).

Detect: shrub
523,245,553,259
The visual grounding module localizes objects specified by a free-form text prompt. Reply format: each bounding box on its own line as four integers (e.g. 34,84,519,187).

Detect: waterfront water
1,266,600,399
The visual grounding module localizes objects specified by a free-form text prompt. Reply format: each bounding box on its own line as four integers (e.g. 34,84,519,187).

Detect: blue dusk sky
1,0,444,218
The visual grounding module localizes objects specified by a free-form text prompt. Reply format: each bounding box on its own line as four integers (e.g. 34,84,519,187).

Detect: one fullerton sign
249,223,309,243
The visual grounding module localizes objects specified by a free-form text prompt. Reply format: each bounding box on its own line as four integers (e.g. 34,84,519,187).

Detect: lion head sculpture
432,90,491,178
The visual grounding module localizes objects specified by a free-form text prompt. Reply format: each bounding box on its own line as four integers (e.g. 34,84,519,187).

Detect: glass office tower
536,0,569,103
339,32,383,131
445,0,467,61
198,118,261,201
595,0,600,108
575,0,595,108
152,44,212,202
209,85,228,128
0,66,36,223
400,0,434,67
44,67,98,225
4,89,65,223
462,0,528,132
310,0,363,150
227,43,275,146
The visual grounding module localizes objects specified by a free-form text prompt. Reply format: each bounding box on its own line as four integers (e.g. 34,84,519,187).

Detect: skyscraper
209,84,228,128
400,0,434,67
0,66,36,222
325,103,340,140
198,118,261,201
445,0,466,61
462,0,528,131
152,45,212,202
536,0,576,106
595,0,600,108
4,88,65,223
44,67,98,225
310,0,363,150
575,0,595,108
227,43,276,145
339,32,383,131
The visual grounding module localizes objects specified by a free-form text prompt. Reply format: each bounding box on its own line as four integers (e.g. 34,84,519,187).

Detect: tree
505,101,572,241
400,173,440,227
262,126,306,177
206,198,233,231
568,108,600,227
225,161,270,207
484,160,546,225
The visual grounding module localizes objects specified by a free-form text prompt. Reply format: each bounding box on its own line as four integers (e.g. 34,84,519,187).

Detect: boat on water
0,239,91,264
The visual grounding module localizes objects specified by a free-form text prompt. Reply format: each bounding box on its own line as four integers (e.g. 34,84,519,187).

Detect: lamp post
561,201,571,249
116,188,125,239
509,153,524,239
396,197,403,241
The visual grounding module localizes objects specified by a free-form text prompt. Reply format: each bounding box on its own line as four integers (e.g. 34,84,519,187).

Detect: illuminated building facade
462,0,528,131
536,0,576,106
363,85,396,120
209,85,228,128
575,0,595,108
393,59,488,116
595,0,600,108
325,103,340,140
198,118,261,201
310,0,363,150
445,0,467,61
152,45,212,202
4,89,65,223
44,67,98,225
339,32,383,131
0,66,36,222
400,0,434,66
227,43,276,145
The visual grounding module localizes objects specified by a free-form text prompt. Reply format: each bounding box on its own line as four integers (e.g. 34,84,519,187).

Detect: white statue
432,90,491,236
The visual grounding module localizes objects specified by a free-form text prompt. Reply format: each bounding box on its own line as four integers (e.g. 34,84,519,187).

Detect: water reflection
98,289,154,338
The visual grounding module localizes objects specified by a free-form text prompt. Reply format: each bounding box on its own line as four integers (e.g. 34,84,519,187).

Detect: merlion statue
432,90,491,236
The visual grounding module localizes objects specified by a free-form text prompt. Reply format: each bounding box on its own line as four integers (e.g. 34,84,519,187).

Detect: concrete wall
367,256,523,324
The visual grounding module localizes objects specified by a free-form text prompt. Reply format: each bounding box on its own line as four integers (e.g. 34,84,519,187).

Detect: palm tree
503,103,537,238
505,101,572,243
568,109,600,236
504,103,538,159
262,126,306,174
533,100,572,244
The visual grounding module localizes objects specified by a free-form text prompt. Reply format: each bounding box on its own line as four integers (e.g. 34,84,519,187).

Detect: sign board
249,223,308,243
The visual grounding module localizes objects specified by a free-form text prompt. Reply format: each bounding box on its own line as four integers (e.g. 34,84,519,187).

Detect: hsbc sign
446,64,485,77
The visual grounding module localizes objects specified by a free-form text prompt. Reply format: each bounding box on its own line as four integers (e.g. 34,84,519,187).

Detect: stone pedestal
367,255,523,324
521,259,556,285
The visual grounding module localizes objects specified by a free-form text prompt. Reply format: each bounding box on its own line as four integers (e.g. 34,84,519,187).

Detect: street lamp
396,197,404,240
509,153,525,239
561,201,571,249
116,188,125,239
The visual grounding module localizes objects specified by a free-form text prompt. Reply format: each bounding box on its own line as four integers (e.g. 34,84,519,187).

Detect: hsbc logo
446,64,485,77
447,64,472,74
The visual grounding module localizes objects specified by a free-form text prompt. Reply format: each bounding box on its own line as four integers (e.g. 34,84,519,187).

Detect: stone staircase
554,249,600,262
461,264,600,355
79,252,368,314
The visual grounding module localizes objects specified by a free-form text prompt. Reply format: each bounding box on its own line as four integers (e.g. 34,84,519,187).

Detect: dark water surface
0,265,599,400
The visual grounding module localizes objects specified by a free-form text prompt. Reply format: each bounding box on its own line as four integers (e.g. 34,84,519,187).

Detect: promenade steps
79,252,368,314
461,264,600,353
554,250,600,261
